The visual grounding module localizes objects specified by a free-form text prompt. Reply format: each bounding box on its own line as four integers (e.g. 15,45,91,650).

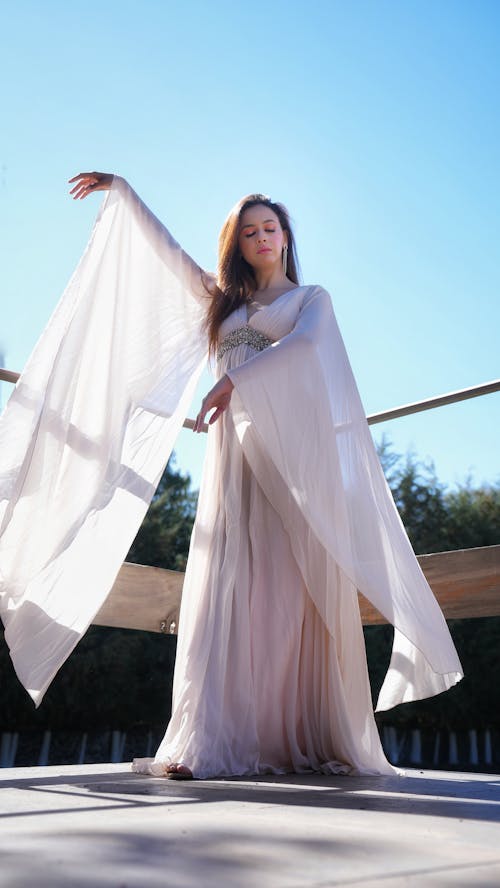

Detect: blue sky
1,0,499,494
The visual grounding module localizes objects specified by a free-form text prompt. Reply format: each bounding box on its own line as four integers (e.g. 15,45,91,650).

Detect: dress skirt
132,324,395,779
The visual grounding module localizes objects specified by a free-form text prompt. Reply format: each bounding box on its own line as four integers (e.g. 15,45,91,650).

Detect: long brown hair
200,193,302,361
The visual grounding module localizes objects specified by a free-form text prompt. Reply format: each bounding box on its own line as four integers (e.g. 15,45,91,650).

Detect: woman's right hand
68,171,114,200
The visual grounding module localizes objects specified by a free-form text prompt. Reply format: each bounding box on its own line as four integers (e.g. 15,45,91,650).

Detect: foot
165,762,193,780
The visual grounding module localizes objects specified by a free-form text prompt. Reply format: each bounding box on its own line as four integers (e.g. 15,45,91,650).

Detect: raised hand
68,171,114,200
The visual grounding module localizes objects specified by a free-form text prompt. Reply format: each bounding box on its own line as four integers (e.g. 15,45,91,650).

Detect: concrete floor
0,763,499,887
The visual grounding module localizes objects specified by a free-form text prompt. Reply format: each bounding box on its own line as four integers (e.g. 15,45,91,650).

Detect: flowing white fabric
132,287,462,779
0,177,211,706
0,177,463,778
223,289,464,711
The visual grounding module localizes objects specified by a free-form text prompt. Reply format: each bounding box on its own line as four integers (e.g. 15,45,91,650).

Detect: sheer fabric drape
0,177,210,705
0,177,462,737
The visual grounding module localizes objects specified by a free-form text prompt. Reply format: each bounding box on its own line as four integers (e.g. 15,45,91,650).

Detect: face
238,204,288,272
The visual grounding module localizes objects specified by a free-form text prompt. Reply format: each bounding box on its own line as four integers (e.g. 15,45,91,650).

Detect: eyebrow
240,219,277,230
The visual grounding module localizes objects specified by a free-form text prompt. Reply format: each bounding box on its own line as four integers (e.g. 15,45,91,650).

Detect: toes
165,762,192,777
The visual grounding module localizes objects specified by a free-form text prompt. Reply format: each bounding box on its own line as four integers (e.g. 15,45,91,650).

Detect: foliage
376,432,500,554
0,625,177,732
444,478,500,550
126,452,197,572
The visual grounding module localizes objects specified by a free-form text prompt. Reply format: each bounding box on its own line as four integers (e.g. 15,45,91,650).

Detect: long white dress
133,288,395,777
0,177,463,778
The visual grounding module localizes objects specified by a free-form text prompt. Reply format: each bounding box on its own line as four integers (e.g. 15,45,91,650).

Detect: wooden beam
358,545,500,624
418,544,500,620
93,544,500,633
93,563,183,634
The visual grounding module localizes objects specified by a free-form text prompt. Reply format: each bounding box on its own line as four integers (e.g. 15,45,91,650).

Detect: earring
282,243,288,274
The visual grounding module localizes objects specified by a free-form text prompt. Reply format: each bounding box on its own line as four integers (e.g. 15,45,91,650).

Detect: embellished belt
217,325,275,362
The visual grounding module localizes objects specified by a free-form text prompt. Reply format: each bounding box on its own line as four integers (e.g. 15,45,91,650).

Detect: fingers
68,173,99,200
69,185,96,200
193,397,214,433
193,397,204,433
193,408,208,433
193,403,223,432
193,381,233,432
194,390,213,432
68,172,110,199
68,172,98,188
68,170,105,183
67,172,93,183
208,407,222,425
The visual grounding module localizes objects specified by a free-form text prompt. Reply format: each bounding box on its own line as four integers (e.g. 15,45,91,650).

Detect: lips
257,248,272,253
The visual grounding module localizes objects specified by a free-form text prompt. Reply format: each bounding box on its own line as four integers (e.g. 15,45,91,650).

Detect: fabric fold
0,177,210,706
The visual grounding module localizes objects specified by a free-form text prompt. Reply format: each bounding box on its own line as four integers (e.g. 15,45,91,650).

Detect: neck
253,268,290,292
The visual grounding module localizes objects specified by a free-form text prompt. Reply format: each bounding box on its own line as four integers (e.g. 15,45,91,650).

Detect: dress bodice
216,286,313,371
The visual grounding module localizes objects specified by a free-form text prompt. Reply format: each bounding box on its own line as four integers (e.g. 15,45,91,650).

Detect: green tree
126,452,197,571
444,476,500,550
376,433,500,553
376,433,450,554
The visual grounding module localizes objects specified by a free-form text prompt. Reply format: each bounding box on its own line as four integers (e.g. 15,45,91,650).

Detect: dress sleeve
112,176,217,306
226,284,463,711
0,178,210,708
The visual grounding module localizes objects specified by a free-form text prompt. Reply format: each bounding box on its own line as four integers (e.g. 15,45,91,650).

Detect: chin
255,255,277,264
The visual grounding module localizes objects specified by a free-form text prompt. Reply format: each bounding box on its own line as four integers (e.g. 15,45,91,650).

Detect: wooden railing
92,544,500,634
2,367,499,631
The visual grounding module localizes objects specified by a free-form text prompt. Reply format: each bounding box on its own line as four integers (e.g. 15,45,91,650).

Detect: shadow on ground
1,767,499,823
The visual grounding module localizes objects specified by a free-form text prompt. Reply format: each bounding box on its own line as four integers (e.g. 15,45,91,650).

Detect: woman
0,172,463,780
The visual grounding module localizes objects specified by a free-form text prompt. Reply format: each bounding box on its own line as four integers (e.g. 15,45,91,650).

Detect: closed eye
245,228,276,238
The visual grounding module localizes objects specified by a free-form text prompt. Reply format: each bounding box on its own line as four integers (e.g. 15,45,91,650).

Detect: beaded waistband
217,325,275,362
